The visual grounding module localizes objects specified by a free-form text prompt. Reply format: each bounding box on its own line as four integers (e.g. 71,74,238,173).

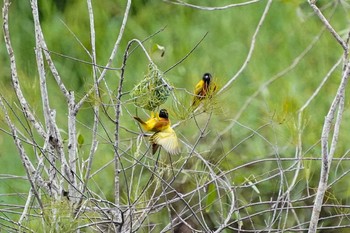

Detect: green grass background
1,0,350,231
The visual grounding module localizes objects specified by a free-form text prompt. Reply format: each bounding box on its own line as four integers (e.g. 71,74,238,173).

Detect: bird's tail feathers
133,116,145,125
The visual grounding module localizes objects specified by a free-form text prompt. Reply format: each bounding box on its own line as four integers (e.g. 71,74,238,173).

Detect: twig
164,32,208,74
75,0,131,113
31,0,64,199
298,57,342,113
0,96,46,210
67,91,79,203
42,48,121,70
2,0,45,138
164,0,261,10
307,2,350,232
217,0,273,94
75,0,100,216
18,188,33,224
273,55,343,214
308,0,347,50
211,25,325,148
113,37,171,212
308,60,350,233
114,47,127,206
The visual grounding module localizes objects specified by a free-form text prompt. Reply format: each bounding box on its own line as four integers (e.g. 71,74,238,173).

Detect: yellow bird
192,73,217,108
134,109,180,155
133,109,169,132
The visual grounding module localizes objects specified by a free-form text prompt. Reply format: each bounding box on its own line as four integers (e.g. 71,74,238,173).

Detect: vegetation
1,0,350,232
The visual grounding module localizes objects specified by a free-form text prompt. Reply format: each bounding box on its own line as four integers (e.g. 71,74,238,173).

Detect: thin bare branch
75,0,132,112
2,0,46,138
0,96,46,209
164,0,261,10
218,0,273,94
164,32,208,74
308,60,350,233
308,0,347,50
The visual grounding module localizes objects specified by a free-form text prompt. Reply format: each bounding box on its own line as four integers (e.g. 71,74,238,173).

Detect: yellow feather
134,111,161,132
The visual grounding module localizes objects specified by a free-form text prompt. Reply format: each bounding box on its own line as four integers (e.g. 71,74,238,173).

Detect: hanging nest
131,63,172,111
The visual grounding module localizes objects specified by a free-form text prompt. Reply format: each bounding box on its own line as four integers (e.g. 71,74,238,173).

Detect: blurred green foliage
1,0,350,231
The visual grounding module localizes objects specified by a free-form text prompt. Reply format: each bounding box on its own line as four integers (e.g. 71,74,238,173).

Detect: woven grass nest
131,63,172,111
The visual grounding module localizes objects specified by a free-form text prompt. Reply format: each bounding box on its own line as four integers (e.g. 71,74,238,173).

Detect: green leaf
205,183,217,213
304,160,311,181
245,177,260,194
151,43,165,57
77,133,84,147
234,211,243,229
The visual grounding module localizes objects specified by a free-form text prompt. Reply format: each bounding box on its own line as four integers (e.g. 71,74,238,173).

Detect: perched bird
192,73,217,108
134,109,180,155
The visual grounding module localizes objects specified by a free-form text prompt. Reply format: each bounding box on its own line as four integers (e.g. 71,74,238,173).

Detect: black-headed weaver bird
192,72,217,108
133,109,168,132
134,109,180,155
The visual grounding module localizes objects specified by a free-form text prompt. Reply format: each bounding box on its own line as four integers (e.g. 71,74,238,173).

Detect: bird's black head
159,109,168,118
202,73,212,84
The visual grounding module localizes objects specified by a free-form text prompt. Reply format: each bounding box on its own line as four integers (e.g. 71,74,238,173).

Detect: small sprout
77,133,84,148
152,43,166,57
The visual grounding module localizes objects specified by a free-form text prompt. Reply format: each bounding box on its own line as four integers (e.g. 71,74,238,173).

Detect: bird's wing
150,127,180,155
152,118,170,131
192,80,205,107
194,80,204,96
